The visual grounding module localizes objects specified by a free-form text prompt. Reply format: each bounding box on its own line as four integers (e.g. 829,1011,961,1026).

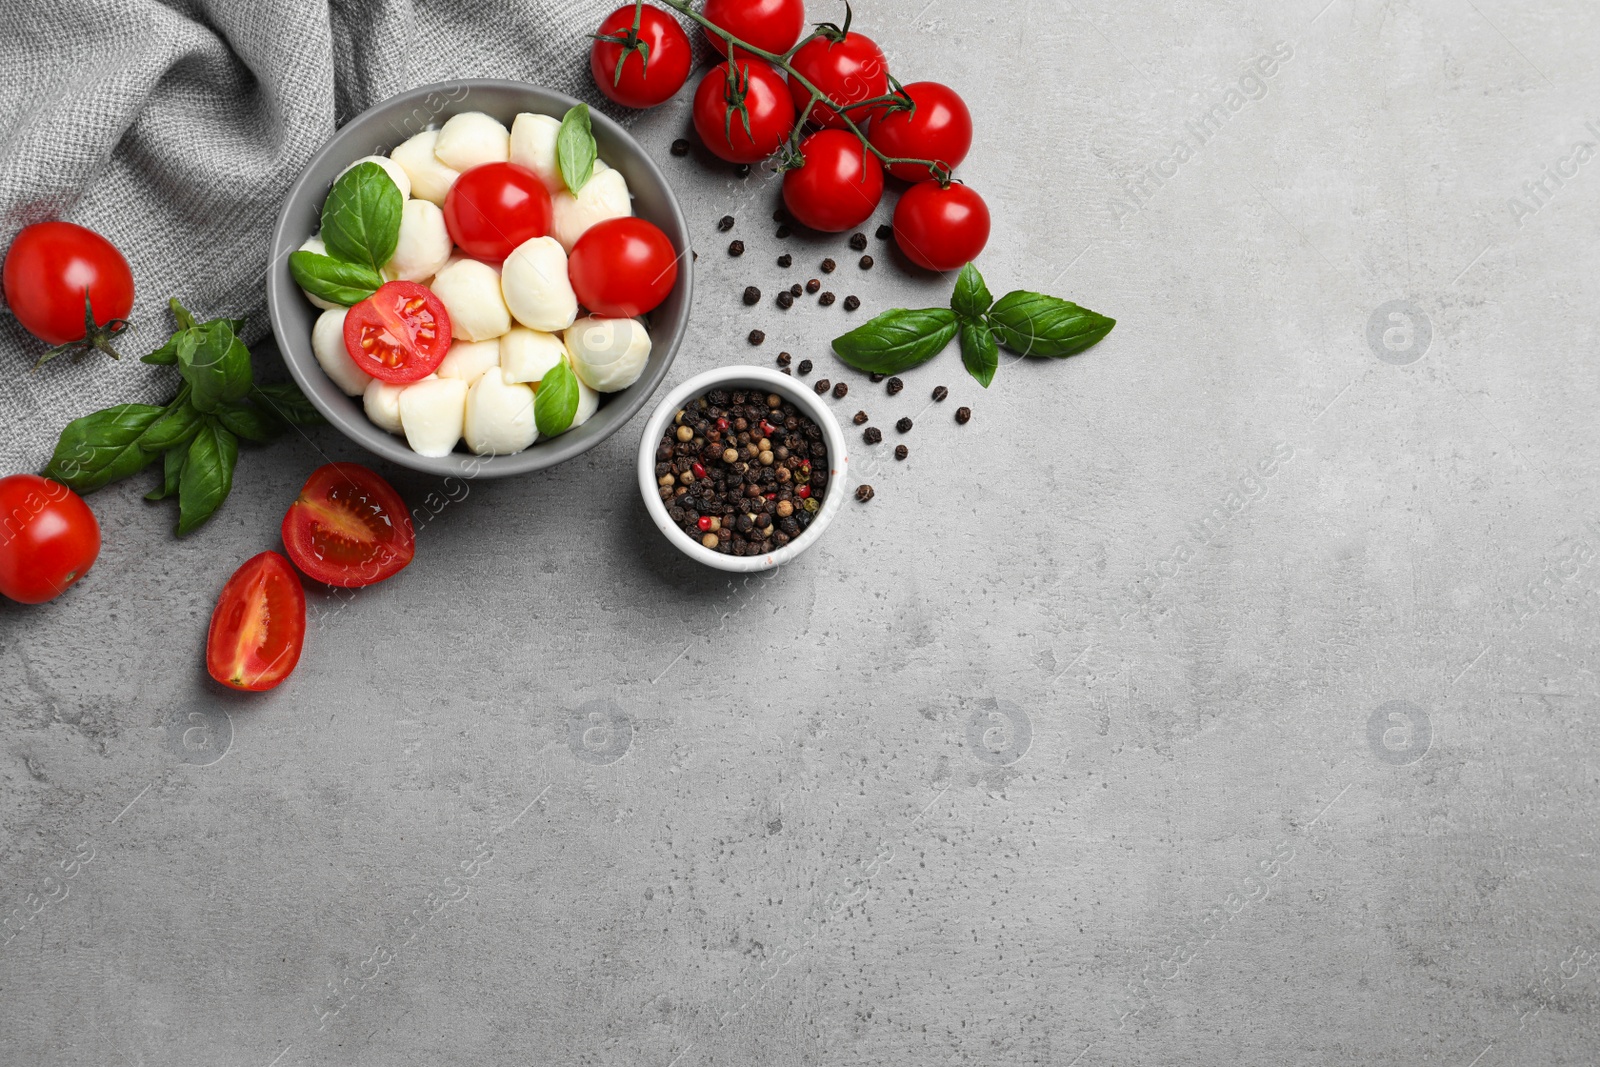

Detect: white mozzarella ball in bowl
563,316,651,393
464,368,538,455
550,166,631,253
311,307,371,396
433,111,510,171
508,112,563,191
391,130,460,206
337,154,411,199
399,376,468,457
296,235,340,311
385,199,452,282
500,236,577,332
499,327,566,385
430,258,511,342
571,375,600,429
437,338,502,383
364,378,407,435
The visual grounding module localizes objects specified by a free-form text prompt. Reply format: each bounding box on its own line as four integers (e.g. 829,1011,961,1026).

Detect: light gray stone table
4,1,1599,1063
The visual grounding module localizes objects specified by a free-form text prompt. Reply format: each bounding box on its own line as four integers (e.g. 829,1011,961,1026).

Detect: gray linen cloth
0,0,610,473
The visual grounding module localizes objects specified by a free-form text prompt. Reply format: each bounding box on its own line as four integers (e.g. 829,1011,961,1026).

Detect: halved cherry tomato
781,129,884,232
0,474,100,604
867,81,972,182
568,217,679,317
443,162,552,263
703,0,806,60
280,463,415,588
787,31,888,129
692,59,796,164
342,281,451,383
590,4,693,108
206,551,305,692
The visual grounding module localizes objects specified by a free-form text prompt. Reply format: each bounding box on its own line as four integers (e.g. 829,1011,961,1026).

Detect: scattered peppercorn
856,484,875,503
790,283,803,297
863,426,882,444
956,406,972,424
814,378,830,394
821,257,836,273
849,232,868,251
773,208,787,222
736,164,750,177
777,291,794,309
776,225,792,238
777,253,792,267
743,286,760,305
776,352,791,366
718,215,735,231
729,240,745,256
859,255,874,270
832,381,847,399
671,139,689,156
886,376,903,395
748,330,765,345
932,385,948,402
869,373,885,383
896,416,913,433
819,291,836,306
853,410,868,424
806,278,820,294
780,367,791,374
894,444,908,460
843,295,860,311
797,359,812,375
875,224,892,240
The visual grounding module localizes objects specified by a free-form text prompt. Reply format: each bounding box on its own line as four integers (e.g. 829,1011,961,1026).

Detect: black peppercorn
932,385,948,401
743,286,760,305
832,381,847,398
875,223,892,240
863,426,882,444
671,139,689,156
790,283,803,297
853,410,868,424
776,225,791,238
849,232,868,251
777,351,791,366
773,208,787,222
736,163,750,177
797,359,812,375
777,291,794,309
859,254,874,270
886,376,903,395
805,278,820,294
842,295,860,311
955,406,972,424
856,484,875,502
820,257,836,273
819,291,835,306
729,240,745,256
749,330,765,345
894,444,908,460
814,378,830,394
869,373,884,383
718,215,735,231
777,253,792,267
896,416,912,433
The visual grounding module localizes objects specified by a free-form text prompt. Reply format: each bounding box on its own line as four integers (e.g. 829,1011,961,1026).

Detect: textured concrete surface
5,1,1600,1064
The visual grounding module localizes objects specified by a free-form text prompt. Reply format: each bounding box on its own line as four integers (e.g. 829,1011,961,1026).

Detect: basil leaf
831,307,959,375
176,422,238,536
180,321,252,414
534,357,579,438
959,320,999,388
987,291,1115,358
43,404,164,491
289,251,382,307
139,386,204,452
950,263,992,321
216,402,282,443
251,382,324,426
142,326,195,366
320,161,403,274
145,446,184,502
557,104,598,195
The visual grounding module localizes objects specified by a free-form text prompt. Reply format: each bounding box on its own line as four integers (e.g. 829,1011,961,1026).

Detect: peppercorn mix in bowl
637,366,848,571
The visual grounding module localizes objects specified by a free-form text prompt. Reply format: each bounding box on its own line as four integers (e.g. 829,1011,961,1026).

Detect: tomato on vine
867,81,972,182
692,59,797,163
0,474,100,604
787,28,888,129
782,129,885,232
590,4,693,109
893,181,990,272
702,0,806,60
2,221,133,365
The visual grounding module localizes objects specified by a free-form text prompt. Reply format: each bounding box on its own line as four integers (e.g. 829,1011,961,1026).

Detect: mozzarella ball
500,236,578,332
499,327,566,385
398,376,468,457
297,235,340,311
337,154,411,200
433,112,510,171
563,316,651,393
430,258,511,341
385,199,451,282
364,378,407,435
436,338,502,383
464,368,538,455
508,112,562,191
391,130,461,206
550,167,631,253
311,307,370,396
570,375,600,429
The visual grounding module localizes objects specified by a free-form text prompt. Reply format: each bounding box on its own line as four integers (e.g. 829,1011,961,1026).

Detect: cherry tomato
590,4,693,109
868,81,973,182
205,551,305,692
342,281,452,383
692,60,796,164
442,162,552,263
781,130,885,232
893,181,991,272
2,221,133,347
787,31,888,129
281,463,415,589
568,217,679,317
703,0,806,59
0,474,100,605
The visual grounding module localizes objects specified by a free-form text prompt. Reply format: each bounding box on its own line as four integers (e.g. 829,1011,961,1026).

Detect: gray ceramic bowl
265,79,692,477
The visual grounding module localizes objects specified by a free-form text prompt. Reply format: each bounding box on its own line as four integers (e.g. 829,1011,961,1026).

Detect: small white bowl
638,366,849,572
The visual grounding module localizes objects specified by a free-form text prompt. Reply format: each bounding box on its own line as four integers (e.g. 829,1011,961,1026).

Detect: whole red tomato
782,130,885,232
868,81,973,182
568,217,679,316
442,162,552,263
893,181,991,271
590,4,693,109
2,221,133,353
692,60,796,163
702,0,806,59
787,31,888,129
0,474,101,604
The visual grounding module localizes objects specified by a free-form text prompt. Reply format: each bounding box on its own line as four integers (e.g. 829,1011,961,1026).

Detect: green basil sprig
43,298,323,536
320,161,403,275
831,262,1115,388
534,356,580,438
557,104,598,196
288,250,382,307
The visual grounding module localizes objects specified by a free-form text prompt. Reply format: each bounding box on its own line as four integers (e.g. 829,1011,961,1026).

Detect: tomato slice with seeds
280,463,415,588
206,552,306,692
342,280,451,383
